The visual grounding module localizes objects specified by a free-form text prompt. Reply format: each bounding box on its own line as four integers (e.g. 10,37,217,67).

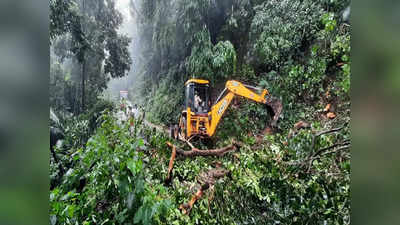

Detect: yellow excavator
171,79,282,140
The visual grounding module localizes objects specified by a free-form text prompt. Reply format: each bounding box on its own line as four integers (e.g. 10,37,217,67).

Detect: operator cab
184,79,210,115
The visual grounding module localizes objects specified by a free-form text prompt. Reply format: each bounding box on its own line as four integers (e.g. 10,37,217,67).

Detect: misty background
0,0,399,225
106,0,139,101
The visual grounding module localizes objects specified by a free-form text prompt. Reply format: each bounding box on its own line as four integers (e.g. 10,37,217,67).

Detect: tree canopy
50,0,132,113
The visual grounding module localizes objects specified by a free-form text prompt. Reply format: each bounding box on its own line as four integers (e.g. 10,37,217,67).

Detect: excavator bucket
265,96,283,127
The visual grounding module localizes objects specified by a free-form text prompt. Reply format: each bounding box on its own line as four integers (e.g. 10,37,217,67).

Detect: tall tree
50,0,132,113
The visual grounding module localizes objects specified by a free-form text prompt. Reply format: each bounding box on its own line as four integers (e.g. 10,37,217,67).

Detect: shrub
85,99,115,134
331,34,351,98
188,29,237,84
50,113,173,225
249,0,323,69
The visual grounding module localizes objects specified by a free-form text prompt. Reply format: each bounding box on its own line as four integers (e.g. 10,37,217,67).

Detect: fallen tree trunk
166,141,239,157
180,168,230,215
164,141,239,185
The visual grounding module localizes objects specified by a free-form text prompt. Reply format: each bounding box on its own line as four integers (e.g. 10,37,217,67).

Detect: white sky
115,0,132,22
115,0,136,37
105,0,139,99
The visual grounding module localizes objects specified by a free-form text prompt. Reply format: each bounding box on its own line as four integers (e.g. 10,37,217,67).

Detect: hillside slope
50,106,349,224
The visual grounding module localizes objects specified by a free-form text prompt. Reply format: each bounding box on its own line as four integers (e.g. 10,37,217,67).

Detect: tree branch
166,142,239,157
179,168,230,215
307,141,350,173
311,126,345,151
315,126,345,137
312,140,350,158
165,144,177,185
320,145,350,157
184,138,196,149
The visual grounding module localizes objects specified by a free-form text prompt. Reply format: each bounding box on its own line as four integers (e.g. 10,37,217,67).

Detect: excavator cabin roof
185,79,209,86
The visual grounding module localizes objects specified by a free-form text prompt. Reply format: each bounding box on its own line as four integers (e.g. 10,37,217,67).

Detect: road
115,103,170,136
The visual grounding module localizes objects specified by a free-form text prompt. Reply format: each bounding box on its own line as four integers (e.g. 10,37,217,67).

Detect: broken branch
311,126,345,151
315,126,345,137
179,183,209,215
180,168,230,215
184,139,196,149
307,140,351,173
166,142,238,157
320,145,350,157
165,144,177,185
312,140,350,158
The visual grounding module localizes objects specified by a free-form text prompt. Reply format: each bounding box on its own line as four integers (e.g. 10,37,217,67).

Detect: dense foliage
50,0,132,113
249,0,323,69
50,0,351,224
50,112,172,225
127,0,350,126
50,109,350,224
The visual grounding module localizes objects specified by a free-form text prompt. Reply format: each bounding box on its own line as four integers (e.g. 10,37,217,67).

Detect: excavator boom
208,80,272,136
174,79,281,140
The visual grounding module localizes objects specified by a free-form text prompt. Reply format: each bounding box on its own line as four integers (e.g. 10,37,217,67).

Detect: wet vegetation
50,0,351,224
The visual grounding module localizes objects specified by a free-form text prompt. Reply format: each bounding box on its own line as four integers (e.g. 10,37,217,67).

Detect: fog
105,0,141,101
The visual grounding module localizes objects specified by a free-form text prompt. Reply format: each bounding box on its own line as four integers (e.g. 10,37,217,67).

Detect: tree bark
81,58,86,113
165,144,177,185
166,142,239,158
81,0,86,113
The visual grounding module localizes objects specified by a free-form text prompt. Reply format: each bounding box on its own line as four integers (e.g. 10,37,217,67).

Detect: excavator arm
208,80,273,136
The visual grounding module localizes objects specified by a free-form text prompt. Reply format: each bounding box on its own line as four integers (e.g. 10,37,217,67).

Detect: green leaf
127,159,142,176
133,206,144,224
